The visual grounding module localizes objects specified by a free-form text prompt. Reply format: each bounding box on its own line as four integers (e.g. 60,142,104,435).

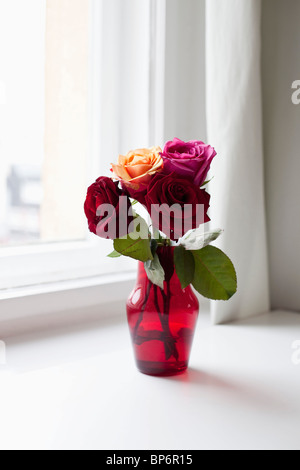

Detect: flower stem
133,280,151,341
155,283,179,361
133,280,179,362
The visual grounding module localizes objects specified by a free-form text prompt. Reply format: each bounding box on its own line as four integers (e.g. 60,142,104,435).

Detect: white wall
164,0,206,142
262,0,300,311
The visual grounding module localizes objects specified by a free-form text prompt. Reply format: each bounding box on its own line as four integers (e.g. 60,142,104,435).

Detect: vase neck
138,247,183,290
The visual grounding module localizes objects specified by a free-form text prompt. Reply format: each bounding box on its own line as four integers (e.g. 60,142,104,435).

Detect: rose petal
111,163,132,182
126,163,153,179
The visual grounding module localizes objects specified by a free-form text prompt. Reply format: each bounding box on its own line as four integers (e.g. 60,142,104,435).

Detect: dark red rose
84,177,133,239
145,173,210,240
119,181,147,207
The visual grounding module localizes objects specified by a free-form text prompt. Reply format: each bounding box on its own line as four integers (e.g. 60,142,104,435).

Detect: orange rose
111,147,163,193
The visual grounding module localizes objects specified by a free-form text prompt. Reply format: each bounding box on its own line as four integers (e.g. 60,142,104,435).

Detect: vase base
136,360,188,377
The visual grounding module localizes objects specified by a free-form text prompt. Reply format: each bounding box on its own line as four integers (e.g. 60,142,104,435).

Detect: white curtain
205,0,270,323
262,0,300,312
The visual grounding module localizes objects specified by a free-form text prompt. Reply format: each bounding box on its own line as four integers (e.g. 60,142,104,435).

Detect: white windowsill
0,272,136,332
0,310,299,450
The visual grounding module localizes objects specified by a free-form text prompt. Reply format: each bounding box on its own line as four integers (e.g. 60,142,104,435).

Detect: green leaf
107,250,122,258
174,246,195,289
114,237,153,262
180,228,223,251
192,246,237,300
144,253,165,289
114,217,153,262
201,177,214,187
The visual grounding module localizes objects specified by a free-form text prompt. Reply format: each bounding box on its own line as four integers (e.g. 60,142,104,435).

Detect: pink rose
161,138,216,187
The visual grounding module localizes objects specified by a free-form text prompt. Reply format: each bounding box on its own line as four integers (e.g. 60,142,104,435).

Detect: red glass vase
126,247,199,376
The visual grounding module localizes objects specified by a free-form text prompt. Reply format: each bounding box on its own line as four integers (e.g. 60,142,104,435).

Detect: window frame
0,0,166,309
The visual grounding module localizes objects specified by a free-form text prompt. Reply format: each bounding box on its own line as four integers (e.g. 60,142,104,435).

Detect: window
0,0,46,246
0,0,88,247
0,0,166,293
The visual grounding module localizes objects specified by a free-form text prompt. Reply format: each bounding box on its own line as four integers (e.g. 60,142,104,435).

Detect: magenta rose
161,138,216,187
145,173,210,241
84,177,133,239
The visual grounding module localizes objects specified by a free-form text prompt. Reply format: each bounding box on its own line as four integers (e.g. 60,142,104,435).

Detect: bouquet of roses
84,138,237,301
